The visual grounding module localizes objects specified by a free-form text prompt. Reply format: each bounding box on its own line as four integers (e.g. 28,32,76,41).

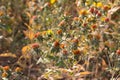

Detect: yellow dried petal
23,30,35,40
47,29,54,35
22,45,31,54
97,2,103,8
50,0,57,4
79,9,88,15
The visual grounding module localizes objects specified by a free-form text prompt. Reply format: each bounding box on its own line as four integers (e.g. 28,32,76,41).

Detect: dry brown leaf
75,71,92,77
0,53,16,58
24,23,32,30
23,30,34,40
25,12,31,18
0,53,17,65
102,59,107,70
0,11,4,16
80,71,92,75
108,7,120,22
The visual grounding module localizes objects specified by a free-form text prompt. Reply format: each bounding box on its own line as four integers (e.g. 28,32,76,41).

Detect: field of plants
0,0,120,80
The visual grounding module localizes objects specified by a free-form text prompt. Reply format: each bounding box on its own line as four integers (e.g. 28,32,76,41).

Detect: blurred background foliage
0,0,120,80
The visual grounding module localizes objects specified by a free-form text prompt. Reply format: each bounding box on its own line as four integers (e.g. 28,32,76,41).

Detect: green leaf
0,23,12,33
36,57,50,64
56,60,65,68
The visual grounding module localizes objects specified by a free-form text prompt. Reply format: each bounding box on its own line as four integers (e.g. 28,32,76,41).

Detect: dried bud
15,67,22,72
3,66,10,71
73,49,81,55
53,41,60,47
62,50,68,55
58,20,65,27
34,32,40,38
57,29,62,35
116,49,120,55
32,43,39,48
2,72,8,78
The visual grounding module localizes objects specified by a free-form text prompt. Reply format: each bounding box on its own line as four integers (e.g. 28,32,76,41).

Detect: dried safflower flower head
92,31,101,39
2,72,8,78
73,49,81,55
31,43,40,48
62,50,68,55
103,5,111,11
97,11,102,17
72,38,79,43
53,40,60,47
94,9,99,14
82,22,87,27
104,17,110,22
60,44,65,49
116,49,120,55
73,17,79,21
57,29,62,35
15,67,22,72
58,20,65,27
34,32,40,38
91,24,97,29
89,7,95,13
79,9,88,16
3,66,10,71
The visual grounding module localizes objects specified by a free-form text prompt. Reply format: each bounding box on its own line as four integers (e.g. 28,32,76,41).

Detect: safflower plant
0,0,120,80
